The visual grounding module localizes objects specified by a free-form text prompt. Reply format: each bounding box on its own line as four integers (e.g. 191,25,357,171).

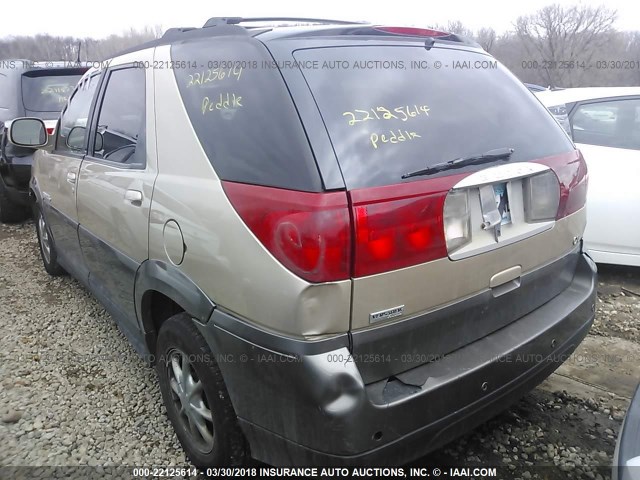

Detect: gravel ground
0,222,186,468
1,220,639,479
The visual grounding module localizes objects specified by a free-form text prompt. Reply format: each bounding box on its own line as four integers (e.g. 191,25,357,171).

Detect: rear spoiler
22,67,88,78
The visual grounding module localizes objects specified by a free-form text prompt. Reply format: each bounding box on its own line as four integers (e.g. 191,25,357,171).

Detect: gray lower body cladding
195,252,597,465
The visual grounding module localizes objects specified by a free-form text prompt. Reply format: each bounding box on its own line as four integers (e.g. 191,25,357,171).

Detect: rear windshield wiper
401,147,515,179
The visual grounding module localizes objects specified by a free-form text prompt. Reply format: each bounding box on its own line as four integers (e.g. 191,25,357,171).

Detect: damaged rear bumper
195,252,597,465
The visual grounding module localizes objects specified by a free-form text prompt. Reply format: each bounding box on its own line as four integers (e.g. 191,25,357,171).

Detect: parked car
613,382,640,480
525,82,547,93
536,87,640,267
0,60,87,222
9,17,597,466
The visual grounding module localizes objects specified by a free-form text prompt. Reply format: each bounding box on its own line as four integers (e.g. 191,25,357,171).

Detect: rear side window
92,67,146,165
21,74,82,114
171,38,322,191
572,99,640,150
295,46,575,189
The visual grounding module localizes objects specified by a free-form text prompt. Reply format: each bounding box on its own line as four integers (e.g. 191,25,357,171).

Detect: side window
92,68,146,165
56,73,102,154
170,39,321,191
572,99,640,150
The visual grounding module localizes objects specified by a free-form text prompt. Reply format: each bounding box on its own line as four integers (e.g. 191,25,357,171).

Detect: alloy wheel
38,213,51,264
166,349,215,453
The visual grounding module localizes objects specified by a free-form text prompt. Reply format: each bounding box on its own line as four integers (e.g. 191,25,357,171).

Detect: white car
536,87,640,267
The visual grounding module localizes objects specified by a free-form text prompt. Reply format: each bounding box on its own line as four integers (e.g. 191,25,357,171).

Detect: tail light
224,176,465,282
223,151,586,283
537,151,588,219
221,181,351,283
349,175,465,278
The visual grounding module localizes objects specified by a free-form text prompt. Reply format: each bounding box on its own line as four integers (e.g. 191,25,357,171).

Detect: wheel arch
135,260,216,359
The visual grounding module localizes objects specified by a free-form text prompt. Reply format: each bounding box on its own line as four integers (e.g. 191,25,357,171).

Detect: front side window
56,73,102,154
92,68,146,165
572,98,640,150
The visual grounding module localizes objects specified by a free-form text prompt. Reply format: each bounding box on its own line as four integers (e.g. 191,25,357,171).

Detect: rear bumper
196,252,597,466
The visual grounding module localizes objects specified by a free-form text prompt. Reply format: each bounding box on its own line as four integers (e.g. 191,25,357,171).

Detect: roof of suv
115,17,481,57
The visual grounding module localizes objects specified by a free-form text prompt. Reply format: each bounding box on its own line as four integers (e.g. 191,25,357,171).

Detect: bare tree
447,20,475,39
432,20,475,40
2,10,639,87
0,27,161,62
514,4,617,87
476,27,497,52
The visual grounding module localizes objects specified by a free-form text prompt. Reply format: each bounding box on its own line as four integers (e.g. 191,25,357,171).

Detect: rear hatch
292,41,588,382
21,68,86,128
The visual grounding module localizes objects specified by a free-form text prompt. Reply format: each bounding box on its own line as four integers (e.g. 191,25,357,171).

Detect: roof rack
203,17,366,28
161,27,197,39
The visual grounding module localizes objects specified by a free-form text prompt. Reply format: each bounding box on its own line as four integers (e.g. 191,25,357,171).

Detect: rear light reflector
443,190,471,252
349,174,466,278
537,151,588,219
46,127,55,135
523,170,560,222
221,181,351,283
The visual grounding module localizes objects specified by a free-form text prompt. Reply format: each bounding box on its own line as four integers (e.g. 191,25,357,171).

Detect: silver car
614,383,640,480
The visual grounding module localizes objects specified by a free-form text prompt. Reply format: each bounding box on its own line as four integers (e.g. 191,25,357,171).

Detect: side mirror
8,118,47,147
66,126,86,150
94,131,104,152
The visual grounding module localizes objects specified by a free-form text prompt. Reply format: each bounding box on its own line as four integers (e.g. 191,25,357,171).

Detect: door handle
124,189,143,205
66,171,77,184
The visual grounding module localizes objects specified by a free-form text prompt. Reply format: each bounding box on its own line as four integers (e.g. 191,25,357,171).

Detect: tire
0,179,28,223
156,313,247,467
35,206,65,276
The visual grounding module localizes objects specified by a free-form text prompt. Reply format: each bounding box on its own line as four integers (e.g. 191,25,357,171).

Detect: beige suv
8,17,597,466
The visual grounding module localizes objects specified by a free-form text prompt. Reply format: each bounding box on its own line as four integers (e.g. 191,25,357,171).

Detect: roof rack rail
203,17,366,28
162,27,197,39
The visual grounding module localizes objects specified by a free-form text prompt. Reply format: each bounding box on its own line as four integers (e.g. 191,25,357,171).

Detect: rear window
295,46,575,189
171,38,322,192
21,73,82,114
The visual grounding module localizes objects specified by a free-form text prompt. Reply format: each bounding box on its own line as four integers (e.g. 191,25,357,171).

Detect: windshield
21,74,82,115
294,45,574,189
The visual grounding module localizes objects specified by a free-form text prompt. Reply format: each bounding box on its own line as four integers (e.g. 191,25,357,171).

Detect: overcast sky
2,0,637,39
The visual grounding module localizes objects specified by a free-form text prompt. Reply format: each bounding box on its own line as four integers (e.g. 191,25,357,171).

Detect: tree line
440,4,640,87
2,5,639,87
